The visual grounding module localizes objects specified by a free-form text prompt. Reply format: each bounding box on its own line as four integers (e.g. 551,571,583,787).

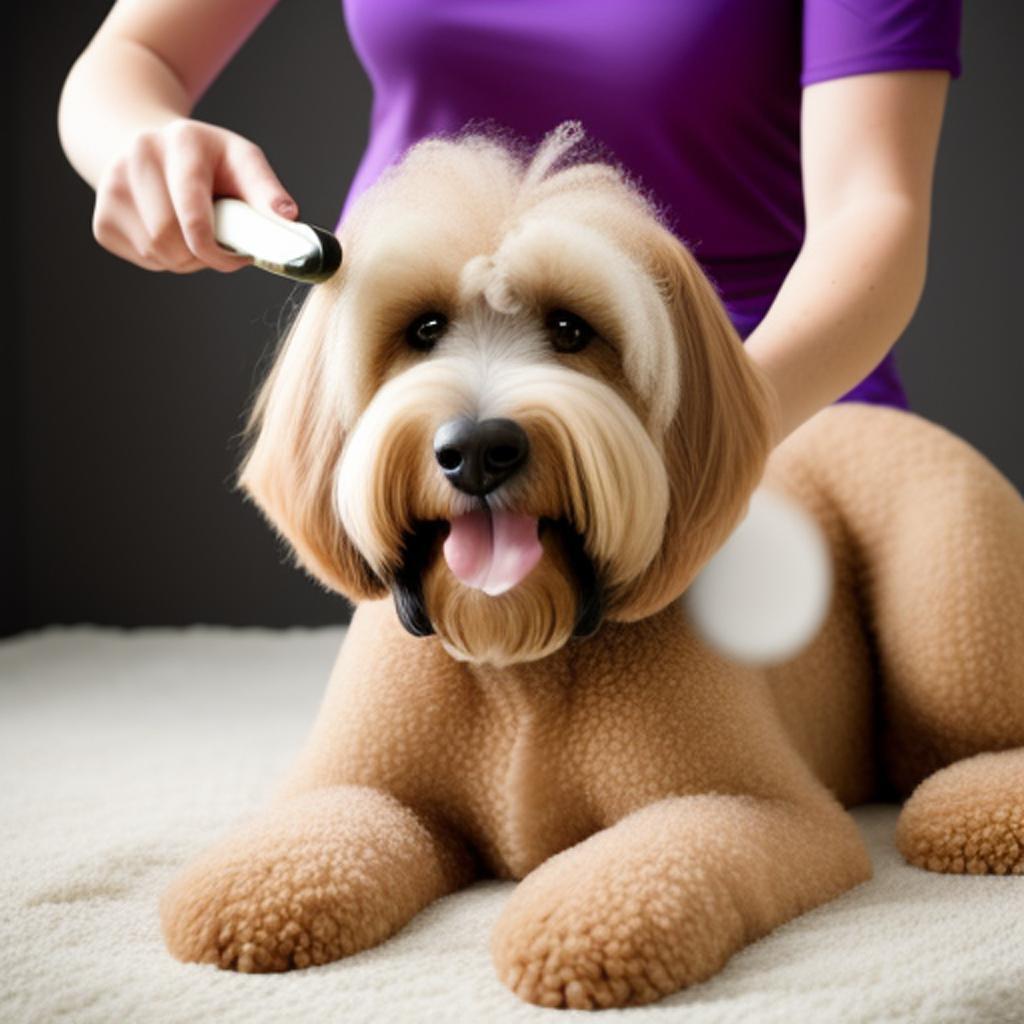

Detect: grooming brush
212,198,342,284
685,489,832,666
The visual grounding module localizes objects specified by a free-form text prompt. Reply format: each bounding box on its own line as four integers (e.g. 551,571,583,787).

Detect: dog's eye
546,309,595,353
405,312,448,352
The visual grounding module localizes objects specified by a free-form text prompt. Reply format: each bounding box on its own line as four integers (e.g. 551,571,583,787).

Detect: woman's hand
58,0,289,272
92,118,298,273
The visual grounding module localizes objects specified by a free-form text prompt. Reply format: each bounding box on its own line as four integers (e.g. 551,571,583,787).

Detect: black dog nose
433,417,530,496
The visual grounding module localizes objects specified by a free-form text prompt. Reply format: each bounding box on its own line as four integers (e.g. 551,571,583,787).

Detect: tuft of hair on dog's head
238,121,774,666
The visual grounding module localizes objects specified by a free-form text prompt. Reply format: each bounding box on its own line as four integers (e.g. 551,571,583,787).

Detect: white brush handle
212,198,341,283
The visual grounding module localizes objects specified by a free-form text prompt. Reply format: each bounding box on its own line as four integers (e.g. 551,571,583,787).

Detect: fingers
126,132,206,271
165,127,252,273
92,175,174,272
90,119,295,275
214,137,298,220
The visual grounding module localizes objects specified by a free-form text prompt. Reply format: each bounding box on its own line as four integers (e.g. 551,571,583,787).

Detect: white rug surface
1,627,1022,1024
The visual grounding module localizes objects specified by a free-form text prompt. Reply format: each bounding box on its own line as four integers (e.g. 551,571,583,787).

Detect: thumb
217,143,299,220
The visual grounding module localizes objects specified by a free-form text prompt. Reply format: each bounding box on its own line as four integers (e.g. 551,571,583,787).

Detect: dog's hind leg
857,420,1024,875
868,437,1024,796
773,405,1024,792
887,489,1024,876
160,785,474,971
786,407,1024,873
771,405,1024,875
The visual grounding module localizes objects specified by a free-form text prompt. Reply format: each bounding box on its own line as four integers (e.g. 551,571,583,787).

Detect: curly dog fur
160,123,1024,1009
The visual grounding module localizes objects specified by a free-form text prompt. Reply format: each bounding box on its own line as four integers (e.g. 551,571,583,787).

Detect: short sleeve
802,0,962,87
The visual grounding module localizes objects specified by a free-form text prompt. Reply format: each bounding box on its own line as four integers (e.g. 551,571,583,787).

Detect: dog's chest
453,668,597,879
441,620,745,879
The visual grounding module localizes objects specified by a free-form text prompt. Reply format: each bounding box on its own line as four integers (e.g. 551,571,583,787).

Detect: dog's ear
609,227,775,621
237,275,388,601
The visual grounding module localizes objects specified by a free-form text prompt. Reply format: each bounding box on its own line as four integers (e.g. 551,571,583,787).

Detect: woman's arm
59,0,280,188
743,70,950,443
58,0,294,273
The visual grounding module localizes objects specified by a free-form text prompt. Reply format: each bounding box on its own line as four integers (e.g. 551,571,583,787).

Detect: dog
160,122,1024,1009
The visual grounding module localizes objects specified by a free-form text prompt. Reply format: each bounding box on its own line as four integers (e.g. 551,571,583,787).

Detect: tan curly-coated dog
160,123,1024,1009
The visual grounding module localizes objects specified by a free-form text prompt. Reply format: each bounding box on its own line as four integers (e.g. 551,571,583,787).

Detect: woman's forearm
58,0,281,190
58,0,294,273
744,194,929,444
58,37,193,190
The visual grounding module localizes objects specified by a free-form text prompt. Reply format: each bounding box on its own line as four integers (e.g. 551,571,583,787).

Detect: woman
58,0,960,444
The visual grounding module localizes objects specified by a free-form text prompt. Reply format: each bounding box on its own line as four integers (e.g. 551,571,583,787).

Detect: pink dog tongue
443,509,542,596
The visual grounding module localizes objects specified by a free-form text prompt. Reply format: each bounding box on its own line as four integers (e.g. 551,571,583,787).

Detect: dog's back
763,403,1024,800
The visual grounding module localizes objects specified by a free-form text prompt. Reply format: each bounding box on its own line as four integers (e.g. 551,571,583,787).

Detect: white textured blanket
1,628,1021,1024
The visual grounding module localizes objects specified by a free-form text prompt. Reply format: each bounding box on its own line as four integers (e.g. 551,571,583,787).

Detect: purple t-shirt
338,0,962,408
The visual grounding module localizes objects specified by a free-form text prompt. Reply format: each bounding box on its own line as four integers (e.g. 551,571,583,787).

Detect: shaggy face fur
239,123,772,665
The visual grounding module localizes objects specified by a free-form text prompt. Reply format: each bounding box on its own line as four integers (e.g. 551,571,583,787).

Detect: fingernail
275,198,296,215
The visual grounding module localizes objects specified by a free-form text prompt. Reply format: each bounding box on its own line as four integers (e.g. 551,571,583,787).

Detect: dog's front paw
490,837,741,1008
161,787,472,972
160,842,368,972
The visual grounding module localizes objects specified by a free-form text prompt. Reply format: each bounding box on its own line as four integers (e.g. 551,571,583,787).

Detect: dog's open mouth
392,515,604,643
443,508,543,596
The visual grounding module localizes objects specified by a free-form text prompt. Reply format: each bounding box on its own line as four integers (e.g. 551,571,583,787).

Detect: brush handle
212,198,342,284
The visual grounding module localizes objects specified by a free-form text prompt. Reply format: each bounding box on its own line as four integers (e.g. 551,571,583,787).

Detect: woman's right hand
92,118,299,274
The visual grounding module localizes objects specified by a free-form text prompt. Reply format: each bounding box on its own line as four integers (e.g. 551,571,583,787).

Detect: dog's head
239,123,773,665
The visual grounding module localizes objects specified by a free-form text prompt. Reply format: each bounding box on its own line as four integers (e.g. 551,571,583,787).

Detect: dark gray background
5,2,1021,637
